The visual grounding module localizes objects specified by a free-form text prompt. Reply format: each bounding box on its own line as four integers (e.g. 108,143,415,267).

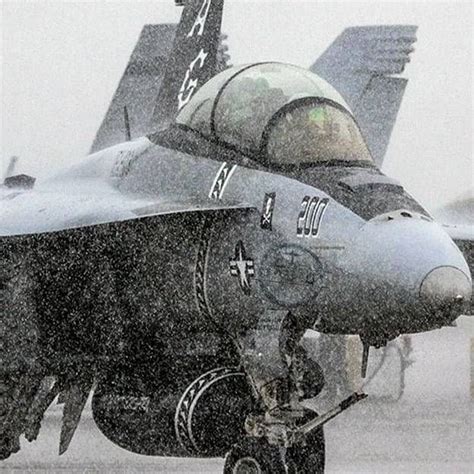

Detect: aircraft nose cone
420,266,472,315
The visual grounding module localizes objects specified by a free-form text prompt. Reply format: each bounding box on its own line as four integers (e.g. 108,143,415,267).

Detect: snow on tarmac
2,326,472,473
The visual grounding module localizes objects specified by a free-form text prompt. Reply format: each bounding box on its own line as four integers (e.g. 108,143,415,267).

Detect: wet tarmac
2,327,472,473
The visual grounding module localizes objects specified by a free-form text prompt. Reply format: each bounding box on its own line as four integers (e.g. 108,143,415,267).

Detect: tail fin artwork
149,0,225,130
311,26,417,167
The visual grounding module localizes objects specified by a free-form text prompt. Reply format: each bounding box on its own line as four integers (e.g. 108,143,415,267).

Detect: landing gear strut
224,415,326,474
230,310,366,473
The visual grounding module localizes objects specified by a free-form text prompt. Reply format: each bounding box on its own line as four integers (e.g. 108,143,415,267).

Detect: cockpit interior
173,62,373,169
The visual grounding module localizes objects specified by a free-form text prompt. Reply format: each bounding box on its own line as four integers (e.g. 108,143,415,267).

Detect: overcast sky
1,0,472,212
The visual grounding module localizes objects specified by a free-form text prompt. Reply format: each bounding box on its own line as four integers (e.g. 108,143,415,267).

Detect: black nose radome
420,266,472,314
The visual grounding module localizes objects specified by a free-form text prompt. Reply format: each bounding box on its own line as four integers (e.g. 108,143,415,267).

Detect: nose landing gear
224,393,365,473
228,310,367,473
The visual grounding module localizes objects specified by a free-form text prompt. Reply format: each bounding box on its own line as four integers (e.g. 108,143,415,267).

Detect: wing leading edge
1,183,254,237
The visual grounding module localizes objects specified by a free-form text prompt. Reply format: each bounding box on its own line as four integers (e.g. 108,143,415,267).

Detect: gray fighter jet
1,0,472,472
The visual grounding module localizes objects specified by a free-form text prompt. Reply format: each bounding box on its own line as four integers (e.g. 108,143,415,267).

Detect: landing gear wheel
286,427,325,473
224,437,288,474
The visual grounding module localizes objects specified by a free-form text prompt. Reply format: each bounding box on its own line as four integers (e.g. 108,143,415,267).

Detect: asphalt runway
2,327,472,473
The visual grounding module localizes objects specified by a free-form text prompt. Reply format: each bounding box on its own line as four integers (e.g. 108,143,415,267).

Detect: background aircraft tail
311,25,417,168
90,24,176,154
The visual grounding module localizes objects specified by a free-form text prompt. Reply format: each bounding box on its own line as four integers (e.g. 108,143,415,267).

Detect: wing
444,224,474,315
311,25,417,167
2,136,252,237
1,186,253,237
149,0,225,130
90,24,177,154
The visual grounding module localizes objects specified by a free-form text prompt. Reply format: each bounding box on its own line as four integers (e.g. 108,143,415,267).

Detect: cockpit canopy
176,63,373,166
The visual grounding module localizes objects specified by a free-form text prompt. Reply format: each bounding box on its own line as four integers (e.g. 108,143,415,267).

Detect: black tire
287,427,325,474
224,437,288,474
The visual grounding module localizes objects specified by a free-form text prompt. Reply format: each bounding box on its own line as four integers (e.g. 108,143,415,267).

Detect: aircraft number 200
297,196,329,238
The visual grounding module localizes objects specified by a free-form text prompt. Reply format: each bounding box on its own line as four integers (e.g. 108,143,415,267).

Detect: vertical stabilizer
149,0,225,130
311,26,417,167
90,24,176,154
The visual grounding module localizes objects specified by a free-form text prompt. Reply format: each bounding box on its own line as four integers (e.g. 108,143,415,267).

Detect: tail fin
310,25,417,167
90,24,176,153
149,0,225,130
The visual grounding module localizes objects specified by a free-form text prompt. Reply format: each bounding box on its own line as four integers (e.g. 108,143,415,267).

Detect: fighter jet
1,0,472,472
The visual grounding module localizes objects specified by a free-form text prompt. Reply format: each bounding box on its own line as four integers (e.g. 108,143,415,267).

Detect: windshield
264,101,373,166
213,63,349,153
176,63,352,158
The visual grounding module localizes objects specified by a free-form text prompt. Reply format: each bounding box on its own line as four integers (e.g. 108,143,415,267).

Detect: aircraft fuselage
3,135,471,348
